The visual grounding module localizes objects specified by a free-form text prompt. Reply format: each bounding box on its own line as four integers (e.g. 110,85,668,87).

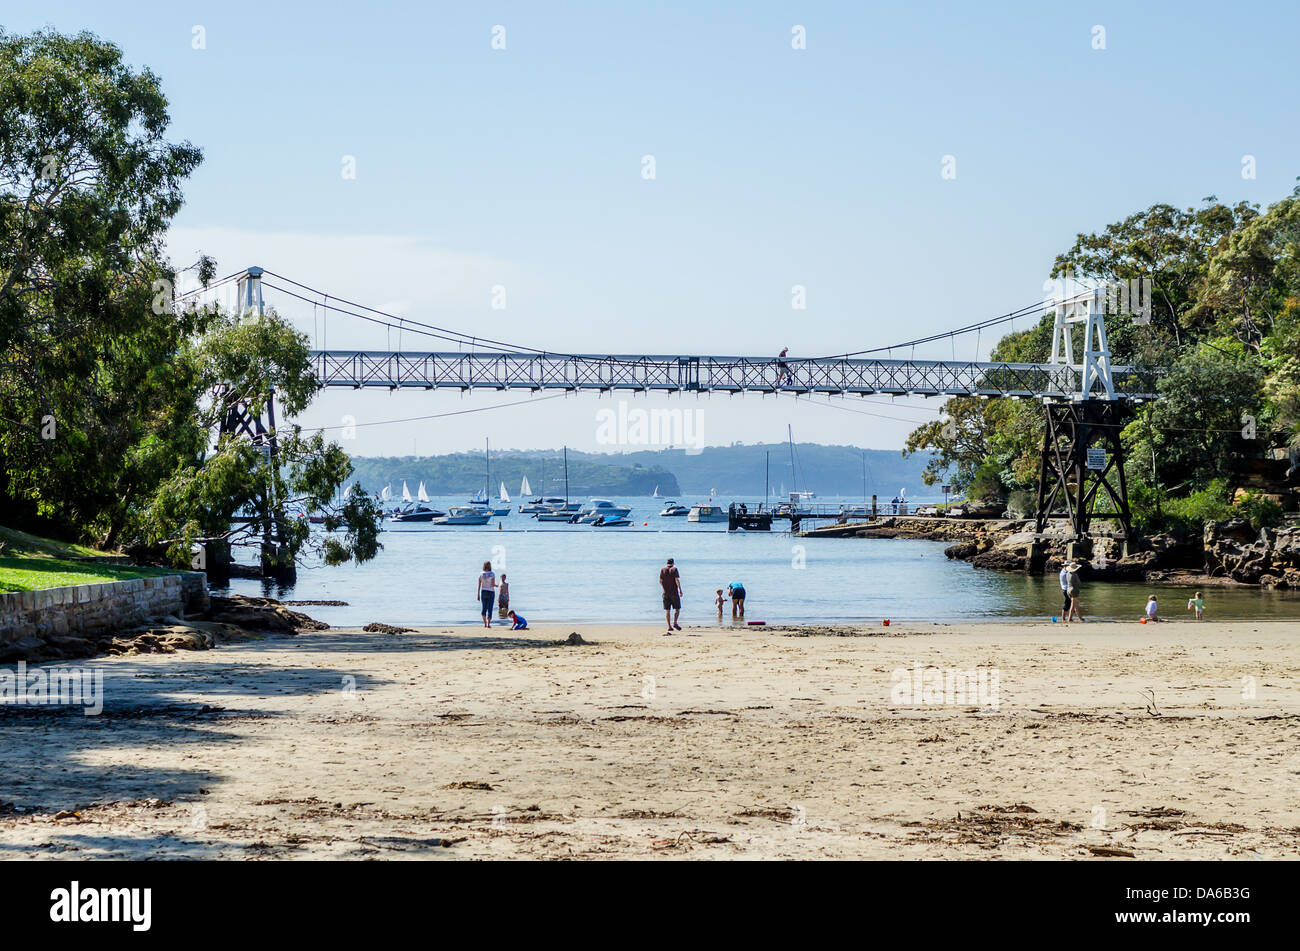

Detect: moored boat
433,506,492,525
687,503,727,523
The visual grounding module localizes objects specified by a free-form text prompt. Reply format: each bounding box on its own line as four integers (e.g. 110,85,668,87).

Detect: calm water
215,495,1300,626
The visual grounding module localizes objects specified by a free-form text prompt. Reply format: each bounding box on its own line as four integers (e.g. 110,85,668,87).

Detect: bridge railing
308,351,1158,400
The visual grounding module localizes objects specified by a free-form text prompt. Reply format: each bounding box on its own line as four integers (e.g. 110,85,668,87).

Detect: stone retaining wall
0,572,208,644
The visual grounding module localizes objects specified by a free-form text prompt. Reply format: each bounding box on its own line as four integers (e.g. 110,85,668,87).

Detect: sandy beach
1,619,1296,860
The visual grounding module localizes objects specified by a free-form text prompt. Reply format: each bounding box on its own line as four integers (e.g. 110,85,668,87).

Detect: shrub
1235,491,1284,530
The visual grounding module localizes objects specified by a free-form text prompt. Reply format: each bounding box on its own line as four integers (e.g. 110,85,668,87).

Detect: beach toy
882,619,891,626
747,620,765,626
1051,616,1058,623
1140,617,1148,624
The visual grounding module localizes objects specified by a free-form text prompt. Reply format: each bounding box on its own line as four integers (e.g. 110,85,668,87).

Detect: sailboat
652,485,660,498
490,481,511,516
520,476,532,496
392,479,444,521
782,425,814,513
536,447,578,521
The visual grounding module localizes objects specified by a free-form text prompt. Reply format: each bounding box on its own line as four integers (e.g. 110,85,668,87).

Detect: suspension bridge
186,266,1164,568
201,266,1157,401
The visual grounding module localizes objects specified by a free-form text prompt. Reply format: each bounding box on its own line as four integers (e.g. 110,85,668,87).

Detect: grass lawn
0,526,174,593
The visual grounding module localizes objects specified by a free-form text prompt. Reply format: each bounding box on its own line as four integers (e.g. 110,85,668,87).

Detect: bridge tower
1033,288,1133,550
216,266,295,581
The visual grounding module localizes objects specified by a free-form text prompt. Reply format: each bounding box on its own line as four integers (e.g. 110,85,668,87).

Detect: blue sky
6,1,1298,455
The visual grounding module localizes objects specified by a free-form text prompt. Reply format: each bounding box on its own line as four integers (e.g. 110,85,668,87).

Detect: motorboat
433,506,492,525
391,504,444,522
659,501,689,517
578,498,631,518
590,515,631,527
687,503,727,523
535,508,579,523
519,497,553,514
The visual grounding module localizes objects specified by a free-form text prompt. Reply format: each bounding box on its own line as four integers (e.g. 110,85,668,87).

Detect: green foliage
0,28,204,541
1235,490,1284,531
1133,479,1234,535
0,29,380,571
907,184,1300,534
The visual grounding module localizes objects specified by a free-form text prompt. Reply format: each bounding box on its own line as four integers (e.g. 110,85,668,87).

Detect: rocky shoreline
0,596,328,664
805,515,1300,589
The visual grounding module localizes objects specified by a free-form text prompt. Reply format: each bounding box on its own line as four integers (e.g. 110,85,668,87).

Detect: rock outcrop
1204,519,1300,586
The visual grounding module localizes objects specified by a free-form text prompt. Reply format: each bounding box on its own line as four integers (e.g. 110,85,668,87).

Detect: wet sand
1,619,1297,859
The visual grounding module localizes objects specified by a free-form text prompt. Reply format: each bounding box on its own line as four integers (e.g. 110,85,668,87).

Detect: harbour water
214,496,1300,627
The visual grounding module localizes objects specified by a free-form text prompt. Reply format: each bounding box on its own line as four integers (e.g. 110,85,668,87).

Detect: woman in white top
477,560,497,627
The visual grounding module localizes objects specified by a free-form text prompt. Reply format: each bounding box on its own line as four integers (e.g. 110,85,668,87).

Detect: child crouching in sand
1144,595,1160,622
507,610,527,631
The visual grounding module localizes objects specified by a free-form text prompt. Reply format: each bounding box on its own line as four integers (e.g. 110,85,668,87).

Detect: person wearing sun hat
1062,560,1083,623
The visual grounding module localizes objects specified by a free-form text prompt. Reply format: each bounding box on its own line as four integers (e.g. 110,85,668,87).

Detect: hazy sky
10,1,1299,454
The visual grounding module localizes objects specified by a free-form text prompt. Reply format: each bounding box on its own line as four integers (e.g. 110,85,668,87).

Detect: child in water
1187,592,1205,620
715,588,726,618
497,574,510,618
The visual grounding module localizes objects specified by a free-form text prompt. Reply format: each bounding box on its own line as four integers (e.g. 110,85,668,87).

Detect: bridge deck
309,351,1157,400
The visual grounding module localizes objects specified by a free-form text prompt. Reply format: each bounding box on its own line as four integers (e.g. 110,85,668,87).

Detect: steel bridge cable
260,280,528,351
815,288,1099,361
293,393,567,433
260,269,550,356
174,269,243,300
259,268,1096,369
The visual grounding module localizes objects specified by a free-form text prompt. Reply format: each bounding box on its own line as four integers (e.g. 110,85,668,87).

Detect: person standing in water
497,573,510,619
477,560,497,628
728,581,746,619
1058,563,1072,618
1063,561,1083,623
660,557,682,634
1187,591,1205,620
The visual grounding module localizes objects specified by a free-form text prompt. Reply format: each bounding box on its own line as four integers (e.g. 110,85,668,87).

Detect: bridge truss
308,350,1157,401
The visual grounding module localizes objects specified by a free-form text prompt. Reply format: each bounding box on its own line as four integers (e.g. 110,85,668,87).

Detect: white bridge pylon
1049,286,1115,400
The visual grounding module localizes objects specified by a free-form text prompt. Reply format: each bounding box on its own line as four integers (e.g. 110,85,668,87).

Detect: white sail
499,481,510,502
520,476,532,496
417,481,430,503
653,485,660,497
381,485,392,502
401,481,412,503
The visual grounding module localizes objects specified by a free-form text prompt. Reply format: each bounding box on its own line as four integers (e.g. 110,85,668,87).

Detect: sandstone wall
0,571,207,644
